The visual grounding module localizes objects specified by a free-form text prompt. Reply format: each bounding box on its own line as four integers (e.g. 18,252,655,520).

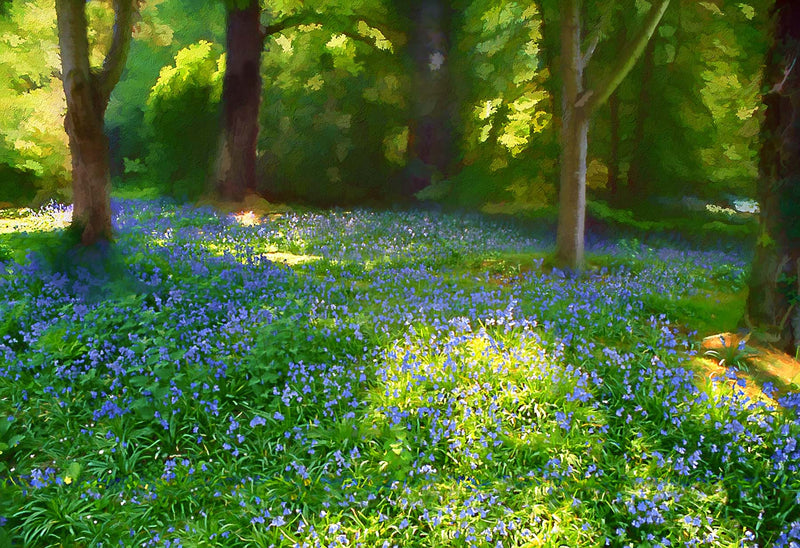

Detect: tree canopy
0,0,770,213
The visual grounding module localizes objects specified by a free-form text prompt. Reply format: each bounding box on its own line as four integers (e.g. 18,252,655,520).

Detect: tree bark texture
555,0,588,270
747,0,800,352
57,0,111,245
56,0,135,245
404,0,454,194
216,0,263,202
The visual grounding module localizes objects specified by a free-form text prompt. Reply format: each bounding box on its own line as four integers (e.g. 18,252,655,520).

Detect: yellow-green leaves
149,40,224,103
356,20,392,52
699,2,724,16
0,0,70,195
738,3,756,20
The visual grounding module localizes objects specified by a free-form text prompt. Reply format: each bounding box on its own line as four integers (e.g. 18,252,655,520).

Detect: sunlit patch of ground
200,193,293,222
694,332,800,403
199,239,321,266
0,206,71,233
263,251,320,265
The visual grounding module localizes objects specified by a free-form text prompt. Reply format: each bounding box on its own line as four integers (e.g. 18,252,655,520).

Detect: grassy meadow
0,199,798,547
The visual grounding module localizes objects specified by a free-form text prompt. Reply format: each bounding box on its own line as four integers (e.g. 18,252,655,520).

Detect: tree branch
770,54,798,94
97,0,138,102
581,5,615,66
581,0,671,114
261,11,398,51
261,13,309,39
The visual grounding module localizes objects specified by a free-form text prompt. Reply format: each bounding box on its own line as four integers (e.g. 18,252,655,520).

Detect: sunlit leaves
496,92,550,156
355,20,392,52
479,3,519,32
144,40,224,197
85,1,115,68
737,3,755,20
275,33,295,53
383,126,408,165
459,0,549,168
690,0,766,190
149,40,224,101
325,33,347,50
0,0,69,197
257,0,405,203
699,1,725,16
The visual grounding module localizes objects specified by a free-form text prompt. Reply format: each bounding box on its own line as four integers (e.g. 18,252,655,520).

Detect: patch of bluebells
1,200,798,547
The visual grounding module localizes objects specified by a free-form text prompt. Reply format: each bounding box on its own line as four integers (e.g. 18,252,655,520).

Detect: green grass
0,200,798,548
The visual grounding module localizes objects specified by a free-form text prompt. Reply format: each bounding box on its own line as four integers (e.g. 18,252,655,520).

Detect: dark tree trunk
56,0,135,245
64,93,113,245
625,37,656,198
747,0,800,352
607,90,620,196
216,0,263,202
404,0,454,194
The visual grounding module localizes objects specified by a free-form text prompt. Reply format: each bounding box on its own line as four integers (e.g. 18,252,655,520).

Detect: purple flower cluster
0,199,797,547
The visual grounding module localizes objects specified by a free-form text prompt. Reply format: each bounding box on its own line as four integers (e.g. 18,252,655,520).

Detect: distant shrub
143,41,224,199
587,199,757,243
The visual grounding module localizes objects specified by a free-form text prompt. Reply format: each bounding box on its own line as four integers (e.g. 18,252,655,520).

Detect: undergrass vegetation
1,200,799,547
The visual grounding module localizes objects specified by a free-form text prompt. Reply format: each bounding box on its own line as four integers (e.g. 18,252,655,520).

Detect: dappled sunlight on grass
0,203,72,234
0,199,798,547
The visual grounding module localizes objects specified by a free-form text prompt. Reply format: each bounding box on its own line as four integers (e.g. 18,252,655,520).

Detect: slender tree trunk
554,0,670,270
747,0,800,352
555,0,588,270
607,90,620,196
626,37,656,198
216,0,263,202
404,0,454,194
56,0,134,245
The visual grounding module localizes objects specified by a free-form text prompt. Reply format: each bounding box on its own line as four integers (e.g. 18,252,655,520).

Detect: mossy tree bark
747,0,800,352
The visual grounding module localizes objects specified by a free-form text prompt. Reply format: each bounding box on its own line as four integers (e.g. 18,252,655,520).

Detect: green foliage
143,40,225,199
106,0,226,177
586,199,757,244
450,1,557,210
704,333,758,372
257,3,407,204
0,0,69,201
603,0,768,199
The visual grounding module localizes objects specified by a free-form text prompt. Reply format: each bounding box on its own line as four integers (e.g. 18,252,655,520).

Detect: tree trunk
56,0,110,245
404,0,454,195
554,0,670,270
216,0,263,202
64,93,113,245
56,0,135,245
625,37,656,198
607,90,620,196
747,0,800,352
555,0,588,270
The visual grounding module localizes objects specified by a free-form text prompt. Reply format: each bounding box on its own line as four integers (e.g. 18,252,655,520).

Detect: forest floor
0,198,799,547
